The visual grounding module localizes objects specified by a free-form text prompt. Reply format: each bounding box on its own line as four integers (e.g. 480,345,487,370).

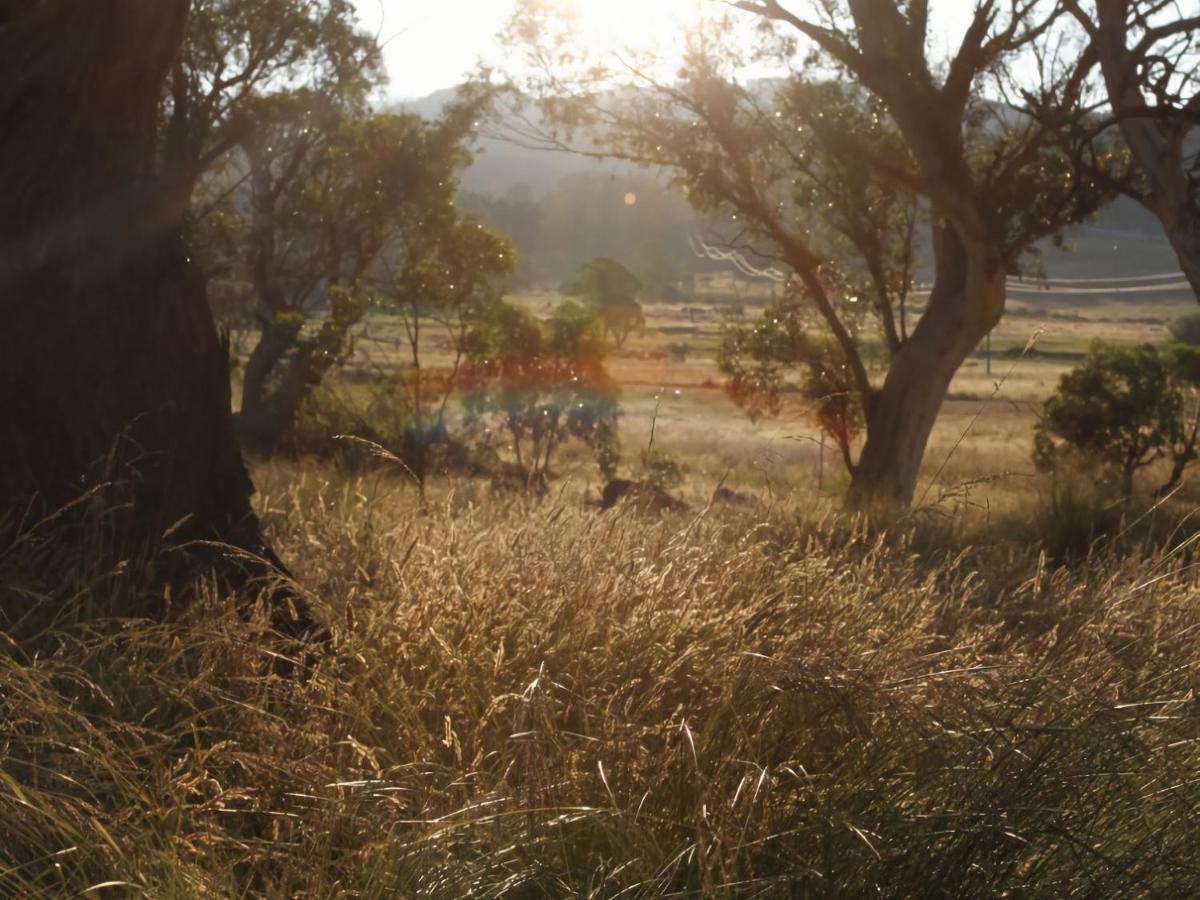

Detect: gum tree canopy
510,0,1119,508
0,1,313,628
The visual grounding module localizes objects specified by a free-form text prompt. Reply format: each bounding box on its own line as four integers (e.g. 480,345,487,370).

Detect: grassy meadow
7,281,1200,897
6,463,1200,895
314,273,1197,520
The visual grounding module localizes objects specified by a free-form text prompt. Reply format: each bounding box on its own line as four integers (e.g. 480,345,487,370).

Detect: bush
1169,312,1200,346
637,447,685,491
667,341,691,363
289,379,477,482
719,296,862,470
1034,342,1181,503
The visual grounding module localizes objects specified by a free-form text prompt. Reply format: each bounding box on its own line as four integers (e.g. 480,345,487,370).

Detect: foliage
564,257,646,350
464,300,620,487
368,213,516,486
718,293,864,472
1158,342,1200,494
164,0,380,188
1034,342,1182,502
199,98,489,453
637,447,685,492
1169,313,1200,347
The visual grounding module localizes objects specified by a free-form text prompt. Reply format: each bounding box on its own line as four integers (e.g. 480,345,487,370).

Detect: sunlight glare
557,0,705,56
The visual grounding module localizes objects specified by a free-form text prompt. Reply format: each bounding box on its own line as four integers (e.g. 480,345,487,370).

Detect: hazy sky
353,1,983,99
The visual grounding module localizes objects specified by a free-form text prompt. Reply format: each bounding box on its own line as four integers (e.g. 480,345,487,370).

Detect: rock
599,479,689,513
711,486,762,508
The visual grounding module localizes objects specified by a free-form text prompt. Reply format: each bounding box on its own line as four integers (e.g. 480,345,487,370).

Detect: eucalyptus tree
374,212,515,486
163,0,379,197
1063,0,1200,299
510,0,1117,507
0,0,325,630
205,100,490,454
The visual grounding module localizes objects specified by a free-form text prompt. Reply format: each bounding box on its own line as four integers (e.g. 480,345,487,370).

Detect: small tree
564,257,646,350
1035,342,1181,504
718,293,864,473
372,213,516,486
464,300,621,488
199,99,485,454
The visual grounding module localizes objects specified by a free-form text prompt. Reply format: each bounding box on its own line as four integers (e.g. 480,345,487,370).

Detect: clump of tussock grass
3,465,1200,896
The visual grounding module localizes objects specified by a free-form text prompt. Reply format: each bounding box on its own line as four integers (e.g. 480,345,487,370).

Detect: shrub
464,299,622,488
1034,342,1180,504
667,341,691,363
1169,312,1200,346
719,296,863,472
637,447,685,492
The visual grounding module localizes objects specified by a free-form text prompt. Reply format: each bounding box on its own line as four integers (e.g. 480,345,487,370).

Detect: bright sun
360,0,715,98
364,0,983,98
558,0,705,55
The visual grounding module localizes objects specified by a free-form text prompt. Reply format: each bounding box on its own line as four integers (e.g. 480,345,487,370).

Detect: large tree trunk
0,1,315,633
1155,205,1200,304
849,231,1005,508
1088,0,1200,303
1118,119,1200,302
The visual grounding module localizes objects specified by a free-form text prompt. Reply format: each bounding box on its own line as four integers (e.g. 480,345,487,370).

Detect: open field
282,270,1199,518
10,273,1200,897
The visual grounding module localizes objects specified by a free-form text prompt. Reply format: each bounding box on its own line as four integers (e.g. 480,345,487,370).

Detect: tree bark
1086,0,1200,303
1155,205,1200,304
239,318,302,454
0,1,316,633
849,229,1005,508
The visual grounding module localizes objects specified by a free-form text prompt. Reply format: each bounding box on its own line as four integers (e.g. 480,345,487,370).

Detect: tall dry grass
2,464,1200,897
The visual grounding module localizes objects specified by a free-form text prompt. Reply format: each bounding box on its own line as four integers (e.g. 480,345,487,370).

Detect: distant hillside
397,89,1188,297
395,88,639,197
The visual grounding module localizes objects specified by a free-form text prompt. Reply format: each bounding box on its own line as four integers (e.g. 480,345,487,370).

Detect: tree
564,257,646,349
163,0,379,198
1035,342,1180,504
372,213,516,486
464,300,621,488
509,1,1116,507
202,102,485,454
718,297,864,473
1064,0,1200,300
0,1,318,628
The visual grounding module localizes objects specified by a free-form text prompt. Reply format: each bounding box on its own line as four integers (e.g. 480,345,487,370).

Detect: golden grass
3,465,1200,896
